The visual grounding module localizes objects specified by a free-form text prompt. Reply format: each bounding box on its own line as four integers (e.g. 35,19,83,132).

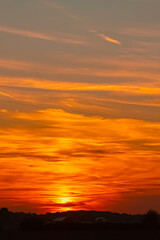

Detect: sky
0,0,160,214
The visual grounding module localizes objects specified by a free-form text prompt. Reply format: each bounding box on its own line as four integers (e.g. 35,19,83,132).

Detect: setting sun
59,197,71,204
0,0,160,215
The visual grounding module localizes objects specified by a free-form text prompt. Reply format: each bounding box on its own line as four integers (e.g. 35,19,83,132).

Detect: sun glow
59,197,71,204
0,109,159,213
0,0,160,215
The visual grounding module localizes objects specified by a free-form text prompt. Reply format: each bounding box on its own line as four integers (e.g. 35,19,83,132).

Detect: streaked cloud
90,30,121,45
0,59,34,71
121,27,160,38
99,33,121,45
0,109,159,213
44,1,63,9
1,85,160,122
0,0,160,214
0,76,159,95
0,25,86,45
43,0,82,22
0,58,159,83
0,90,13,98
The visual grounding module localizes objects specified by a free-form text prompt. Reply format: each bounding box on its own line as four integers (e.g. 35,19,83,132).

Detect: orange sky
0,0,160,214
0,109,159,213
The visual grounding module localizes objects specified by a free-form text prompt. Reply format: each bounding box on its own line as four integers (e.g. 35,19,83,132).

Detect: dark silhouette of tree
0,208,9,230
143,209,159,226
0,208,8,215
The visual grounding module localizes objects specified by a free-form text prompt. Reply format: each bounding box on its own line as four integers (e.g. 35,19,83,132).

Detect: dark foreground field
1,229,160,240
0,209,160,239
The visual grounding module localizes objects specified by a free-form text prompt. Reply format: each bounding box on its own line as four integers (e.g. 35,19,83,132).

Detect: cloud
44,1,63,9
1,58,160,82
43,0,82,22
121,27,160,38
0,25,86,45
0,108,159,212
90,30,121,45
1,55,160,73
0,59,34,71
0,76,160,95
0,90,14,98
99,33,121,45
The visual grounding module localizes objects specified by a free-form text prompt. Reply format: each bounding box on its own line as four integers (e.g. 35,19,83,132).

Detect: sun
58,196,72,212
59,197,71,204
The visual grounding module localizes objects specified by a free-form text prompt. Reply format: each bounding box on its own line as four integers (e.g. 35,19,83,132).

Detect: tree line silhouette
0,208,159,231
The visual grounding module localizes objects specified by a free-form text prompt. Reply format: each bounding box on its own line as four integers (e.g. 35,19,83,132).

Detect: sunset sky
0,0,160,214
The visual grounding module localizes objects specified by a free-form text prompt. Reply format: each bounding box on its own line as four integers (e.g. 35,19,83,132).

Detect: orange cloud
99,33,121,45
90,30,121,45
0,109,159,213
0,58,160,83
0,25,85,45
0,76,160,95
0,90,13,98
0,59,34,71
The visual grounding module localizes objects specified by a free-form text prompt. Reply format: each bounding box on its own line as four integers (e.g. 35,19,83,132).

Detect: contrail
0,90,14,99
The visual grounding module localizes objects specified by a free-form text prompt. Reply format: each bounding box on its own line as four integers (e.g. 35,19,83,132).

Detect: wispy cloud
121,27,160,38
45,1,63,9
0,25,86,45
0,76,160,95
43,1,121,46
99,33,121,45
0,108,159,212
43,0,81,22
1,58,160,82
0,90,13,99
0,59,34,71
90,30,121,45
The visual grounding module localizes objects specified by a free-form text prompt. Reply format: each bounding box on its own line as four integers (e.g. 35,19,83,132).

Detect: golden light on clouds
0,76,160,95
98,33,121,45
0,91,13,98
0,109,159,213
0,0,160,214
90,30,121,45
